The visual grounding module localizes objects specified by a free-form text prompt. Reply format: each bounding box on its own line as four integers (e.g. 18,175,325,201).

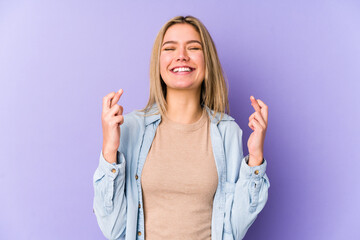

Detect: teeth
173,67,192,73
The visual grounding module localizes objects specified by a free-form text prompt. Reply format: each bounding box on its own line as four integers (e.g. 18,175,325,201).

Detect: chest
141,121,218,197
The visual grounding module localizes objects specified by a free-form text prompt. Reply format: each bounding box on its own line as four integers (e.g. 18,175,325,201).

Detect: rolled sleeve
93,149,128,239
239,155,267,180
239,154,269,213
93,150,127,214
229,155,270,239
97,150,126,180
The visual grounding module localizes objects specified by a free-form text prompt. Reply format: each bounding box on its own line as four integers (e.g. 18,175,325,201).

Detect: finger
256,99,268,123
249,111,266,128
251,118,265,132
109,104,121,116
250,96,261,113
253,111,266,129
249,112,256,122
110,89,124,108
117,105,123,116
102,92,116,111
248,121,255,131
114,115,124,125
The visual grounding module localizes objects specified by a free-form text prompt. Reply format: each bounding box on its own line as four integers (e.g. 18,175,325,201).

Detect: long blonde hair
141,15,229,120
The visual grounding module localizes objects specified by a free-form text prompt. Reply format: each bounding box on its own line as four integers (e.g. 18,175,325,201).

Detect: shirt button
135,175,138,180
254,170,259,175
138,231,141,236
111,168,116,173
138,203,141,208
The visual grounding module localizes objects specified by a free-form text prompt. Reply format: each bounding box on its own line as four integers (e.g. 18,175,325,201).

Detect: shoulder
123,109,146,123
122,103,161,129
206,109,242,137
217,118,243,140
204,106,243,138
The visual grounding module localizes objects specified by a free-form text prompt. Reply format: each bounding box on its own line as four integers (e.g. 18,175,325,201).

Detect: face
160,23,205,92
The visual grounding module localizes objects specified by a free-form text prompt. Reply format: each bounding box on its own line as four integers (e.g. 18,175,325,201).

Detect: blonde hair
141,15,229,120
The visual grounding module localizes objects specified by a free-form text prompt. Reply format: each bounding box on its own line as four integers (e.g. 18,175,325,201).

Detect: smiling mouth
171,67,195,73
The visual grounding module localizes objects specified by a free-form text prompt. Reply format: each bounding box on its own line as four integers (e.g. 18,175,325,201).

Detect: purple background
1,0,359,239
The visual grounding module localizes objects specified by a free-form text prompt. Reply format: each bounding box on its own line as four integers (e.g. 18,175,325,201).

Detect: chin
169,80,197,89
162,74,202,90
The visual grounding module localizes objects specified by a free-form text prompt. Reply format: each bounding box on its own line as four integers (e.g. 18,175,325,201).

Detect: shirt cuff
240,154,267,179
98,150,126,180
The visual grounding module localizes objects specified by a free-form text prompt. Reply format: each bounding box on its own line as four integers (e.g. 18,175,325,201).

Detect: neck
165,87,203,124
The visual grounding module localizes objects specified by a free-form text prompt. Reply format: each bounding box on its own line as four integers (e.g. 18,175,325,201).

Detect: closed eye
189,47,201,50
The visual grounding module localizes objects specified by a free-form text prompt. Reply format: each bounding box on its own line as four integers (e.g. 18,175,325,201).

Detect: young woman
93,16,270,240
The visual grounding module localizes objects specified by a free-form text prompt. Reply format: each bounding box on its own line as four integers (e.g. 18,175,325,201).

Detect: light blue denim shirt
93,104,270,240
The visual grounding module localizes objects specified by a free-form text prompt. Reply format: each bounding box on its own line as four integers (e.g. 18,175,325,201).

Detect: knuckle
114,104,120,110
104,92,115,100
111,104,119,111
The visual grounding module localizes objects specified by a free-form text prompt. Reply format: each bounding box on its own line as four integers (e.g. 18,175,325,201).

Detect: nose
176,47,190,61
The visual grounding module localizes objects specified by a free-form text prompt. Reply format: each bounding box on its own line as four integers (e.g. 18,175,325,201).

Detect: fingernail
118,89,122,93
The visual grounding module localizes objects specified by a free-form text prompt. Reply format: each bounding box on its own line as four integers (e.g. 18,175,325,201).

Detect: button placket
135,121,159,240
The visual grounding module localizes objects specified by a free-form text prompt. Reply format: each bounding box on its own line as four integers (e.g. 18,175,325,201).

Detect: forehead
163,23,201,42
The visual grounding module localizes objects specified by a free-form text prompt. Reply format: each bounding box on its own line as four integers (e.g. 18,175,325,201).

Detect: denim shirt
93,104,270,240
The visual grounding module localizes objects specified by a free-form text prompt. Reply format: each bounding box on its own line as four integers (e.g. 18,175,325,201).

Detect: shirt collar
144,103,234,126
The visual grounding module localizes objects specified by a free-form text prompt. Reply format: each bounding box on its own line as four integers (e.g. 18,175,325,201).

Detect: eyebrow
162,40,202,47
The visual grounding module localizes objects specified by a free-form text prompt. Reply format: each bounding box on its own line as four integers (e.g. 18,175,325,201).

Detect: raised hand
101,89,124,164
247,96,268,167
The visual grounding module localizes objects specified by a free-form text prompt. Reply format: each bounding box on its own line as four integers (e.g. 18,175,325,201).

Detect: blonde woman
93,15,270,240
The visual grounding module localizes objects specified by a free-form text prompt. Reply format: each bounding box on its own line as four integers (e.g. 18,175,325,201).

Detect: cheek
160,54,172,73
191,51,204,64
194,54,205,72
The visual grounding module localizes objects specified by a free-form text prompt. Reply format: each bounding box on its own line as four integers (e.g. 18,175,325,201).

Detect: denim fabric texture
93,104,270,240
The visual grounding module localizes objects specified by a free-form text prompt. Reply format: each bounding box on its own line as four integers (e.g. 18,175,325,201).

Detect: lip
170,65,196,74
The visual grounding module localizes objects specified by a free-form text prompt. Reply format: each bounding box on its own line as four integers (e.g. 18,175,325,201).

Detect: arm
231,155,270,239
93,150,127,239
232,95,270,239
222,121,270,240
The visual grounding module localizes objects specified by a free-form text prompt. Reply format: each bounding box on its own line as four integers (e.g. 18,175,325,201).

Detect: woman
93,15,270,240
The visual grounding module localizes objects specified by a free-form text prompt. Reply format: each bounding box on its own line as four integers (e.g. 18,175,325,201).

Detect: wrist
248,154,263,167
102,149,117,164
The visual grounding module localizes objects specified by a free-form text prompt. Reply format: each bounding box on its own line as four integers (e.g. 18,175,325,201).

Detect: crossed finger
249,111,266,129
250,96,268,124
110,89,124,108
102,92,116,111
102,89,124,111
